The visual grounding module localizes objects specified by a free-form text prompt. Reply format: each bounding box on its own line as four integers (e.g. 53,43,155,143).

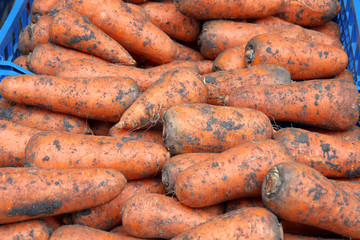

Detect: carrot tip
114,121,124,129
264,166,282,199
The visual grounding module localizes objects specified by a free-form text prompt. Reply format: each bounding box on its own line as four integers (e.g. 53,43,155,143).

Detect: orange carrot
226,79,359,130
41,215,64,232
50,9,135,65
24,131,169,180
224,197,264,213
173,207,284,240
0,220,49,240
88,120,114,136
284,234,341,240
174,139,295,207
309,21,341,40
121,193,218,239
0,167,126,224
115,67,207,130
335,69,354,82
0,75,139,122
30,0,58,23
251,15,294,28
162,103,273,154
108,127,163,145
0,98,90,133
281,220,343,239
212,43,248,71
71,178,165,230
193,60,214,74
174,42,205,61
66,0,177,64
12,55,29,70
303,124,360,142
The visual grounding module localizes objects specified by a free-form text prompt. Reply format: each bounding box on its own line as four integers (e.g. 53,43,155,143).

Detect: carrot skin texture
226,79,359,130
224,197,264,213
162,103,273,154
0,98,90,133
174,42,205,61
121,193,217,239
212,43,247,71
0,220,49,240
109,127,163,145
50,9,135,65
309,21,341,40
0,168,126,224
262,162,360,239
13,55,29,70
71,178,165,230
335,69,354,82
41,215,64,232
274,127,360,177
304,125,360,142
172,207,283,240
30,0,58,23
0,75,139,122
245,34,348,79
66,0,177,64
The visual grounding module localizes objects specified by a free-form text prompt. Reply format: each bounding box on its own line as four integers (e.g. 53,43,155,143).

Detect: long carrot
212,43,248,71
0,75,139,122
24,131,169,180
66,0,177,64
303,124,360,142
162,103,273,154
0,167,126,224
50,9,135,65
108,127,163,145
309,21,341,40
0,220,49,240
225,79,359,130
172,207,284,240
262,161,360,239
174,42,205,61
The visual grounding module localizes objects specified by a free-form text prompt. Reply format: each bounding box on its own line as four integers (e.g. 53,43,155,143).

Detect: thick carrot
121,193,218,239
108,127,163,145
66,0,177,64
162,153,217,193
174,0,285,20
245,34,348,79
30,0,58,23
303,124,360,142
212,43,248,71
0,98,90,133
174,139,294,208
273,127,360,177
115,67,207,130
174,42,205,61
50,9,135,65
27,43,107,75
262,161,360,239
331,179,360,201
277,0,339,27
0,167,126,224
162,103,273,154
12,55,29,70
309,21,341,40
173,207,283,240
0,220,49,240
198,20,271,59
0,74,139,122
24,131,169,180
335,69,354,82
88,120,114,136
71,178,165,230
224,197,264,213
225,79,359,130
139,0,200,42
204,64,292,105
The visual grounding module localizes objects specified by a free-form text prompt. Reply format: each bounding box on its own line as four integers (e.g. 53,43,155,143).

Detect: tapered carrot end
114,121,125,129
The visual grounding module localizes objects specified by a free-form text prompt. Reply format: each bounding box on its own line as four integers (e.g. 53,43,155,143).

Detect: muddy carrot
71,178,165,230
13,55,29,70
193,60,213,74
225,79,359,130
262,161,360,239
174,42,205,61
88,120,114,136
66,0,177,64
212,43,248,71
121,193,218,239
115,67,207,130
281,220,343,239
303,124,360,142
30,0,58,23
162,103,273,154
283,234,341,240
331,179,360,201
41,215,64,232
109,127,163,145
309,21,341,40
24,131,169,180
204,64,292,105
0,167,126,224
174,139,294,207
0,74,139,122
335,69,354,82
50,9,135,65
0,220,49,240
224,197,264,213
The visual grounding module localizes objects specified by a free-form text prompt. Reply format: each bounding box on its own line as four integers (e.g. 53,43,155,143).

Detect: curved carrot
13,55,29,70
212,43,247,71
193,60,213,74
108,127,163,145
309,21,341,40
174,42,205,61
0,220,49,240
335,69,354,82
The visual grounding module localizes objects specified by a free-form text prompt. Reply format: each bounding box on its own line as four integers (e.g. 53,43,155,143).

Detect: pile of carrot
0,0,359,238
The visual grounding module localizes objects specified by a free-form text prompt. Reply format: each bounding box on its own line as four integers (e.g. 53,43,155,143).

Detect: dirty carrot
224,197,264,213
193,60,214,74
0,220,49,240
309,21,341,40
41,215,64,232
303,124,360,142
335,69,354,82
12,55,29,70
109,127,163,145
30,0,58,23
212,43,248,71
174,42,205,61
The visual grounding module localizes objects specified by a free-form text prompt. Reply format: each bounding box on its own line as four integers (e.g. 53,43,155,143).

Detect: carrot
172,207,284,240
174,42,205,61
0,74,139,122
245,34,348,79
110,225,130,235
139,0,200,43
174,139,294,208
162,153,217,193
88,120,114,136
198,20,271,59
0,220,49,240
224,197,264,213
174,0,285,20
66,0,177,64
30,0,58,23
284,234,341,240
162,103,273,154
49,225,142,240
330,179,360,201
277,0,339,27
251,15,294,27
124,0,149,4
0,167,126,224
204,64,292,105
0,120,40,167
335,69,354,82
225,79,359,130
108,127,163,145
47,0,66,17
125,2,150,20
121,193,218,239
309,21,341,40
303,124,360,142
50,9,135,65
273,127,360,177
212,43,248,71
262,161,360,239
71,178,165,230
27,43,107,75
13,55,29,70
41,215,64,232
24,131,169,180
115,67,207,130
193,60,213,74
